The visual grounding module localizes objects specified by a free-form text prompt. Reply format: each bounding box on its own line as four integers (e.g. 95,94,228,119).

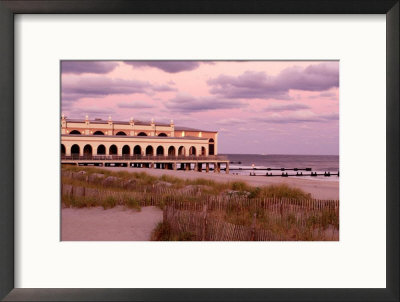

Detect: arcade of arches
61,117,224,171
62,142,213,157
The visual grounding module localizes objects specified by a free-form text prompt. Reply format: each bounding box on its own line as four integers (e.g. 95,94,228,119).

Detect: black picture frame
0,1,398,301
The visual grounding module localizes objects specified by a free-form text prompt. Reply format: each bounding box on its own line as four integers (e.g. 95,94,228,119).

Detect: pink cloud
61,61,339,155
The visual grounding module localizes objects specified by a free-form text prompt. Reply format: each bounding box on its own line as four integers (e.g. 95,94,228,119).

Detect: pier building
61,115,229,173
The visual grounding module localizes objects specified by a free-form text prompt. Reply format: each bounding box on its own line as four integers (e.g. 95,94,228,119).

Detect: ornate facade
61,115,218,157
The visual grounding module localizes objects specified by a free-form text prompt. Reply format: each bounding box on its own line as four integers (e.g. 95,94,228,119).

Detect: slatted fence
162,204,337,241
61,183,339,241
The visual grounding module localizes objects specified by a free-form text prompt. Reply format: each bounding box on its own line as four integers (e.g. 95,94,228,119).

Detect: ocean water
223,154,339,181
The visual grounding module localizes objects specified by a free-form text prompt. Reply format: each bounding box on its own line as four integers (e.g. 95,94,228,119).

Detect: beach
61,205,162,241
61,167,339,241
103,167,339,200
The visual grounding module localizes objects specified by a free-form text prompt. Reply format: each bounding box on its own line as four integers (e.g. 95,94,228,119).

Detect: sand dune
61,168,338,241
103,167,339,200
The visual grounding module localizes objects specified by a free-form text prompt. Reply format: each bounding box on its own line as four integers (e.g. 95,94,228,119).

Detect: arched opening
146,145,154,156
71,144,80,156
109,145,118,155
97,144,106,155
61,144,66,155
70,130,81,135
168,146,176,156
201,146,206,156
116,131,126,136
122,145,130,155
83,144,92,156
93,131,104,135
156,146,164,156
137,132,147,136
178,146,185,156
158,133,167,137
209,138,215,155
189,146,197,156
133,145,141,155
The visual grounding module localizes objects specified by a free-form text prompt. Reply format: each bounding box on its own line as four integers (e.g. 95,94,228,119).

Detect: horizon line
219,153,339,156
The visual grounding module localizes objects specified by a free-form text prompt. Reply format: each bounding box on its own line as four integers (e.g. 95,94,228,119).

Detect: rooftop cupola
130,117,134,126
108,115,113,125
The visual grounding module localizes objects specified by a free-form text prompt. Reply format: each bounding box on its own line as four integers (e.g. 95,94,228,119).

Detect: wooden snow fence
61,183,339,240
162,198,339,241
163,206,281,241
61,184,338,214
163,196,338,216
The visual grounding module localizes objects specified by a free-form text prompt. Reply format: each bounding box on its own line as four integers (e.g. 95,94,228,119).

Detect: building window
122,145,130,155
97,145,106,155
133,145,141,155
109,145,118,155
83,144,92,156
168,146,176,156
156,146,164,156
146,145,154,156
71,144,80,155
189,146,196,156
209,138,215,155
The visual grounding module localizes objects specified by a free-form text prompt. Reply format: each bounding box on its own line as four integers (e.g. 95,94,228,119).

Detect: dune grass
62,165,315,219
62,165,311,200
151,222,195,241
62,194,143,211
61,166,337,240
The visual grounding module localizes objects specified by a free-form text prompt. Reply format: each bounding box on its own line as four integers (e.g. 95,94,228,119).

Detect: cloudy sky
61,60,339,155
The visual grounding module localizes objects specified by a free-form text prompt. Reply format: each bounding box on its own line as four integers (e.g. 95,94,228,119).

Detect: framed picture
59,59,340,242
1,1,398,301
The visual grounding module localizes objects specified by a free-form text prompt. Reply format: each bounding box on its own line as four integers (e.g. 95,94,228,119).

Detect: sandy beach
102,167,339,200
61,167,338,241
61,206,162,241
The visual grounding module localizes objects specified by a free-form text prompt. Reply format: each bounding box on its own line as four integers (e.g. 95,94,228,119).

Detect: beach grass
61,166,338,240
62,165,311,200
151,222,196,241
